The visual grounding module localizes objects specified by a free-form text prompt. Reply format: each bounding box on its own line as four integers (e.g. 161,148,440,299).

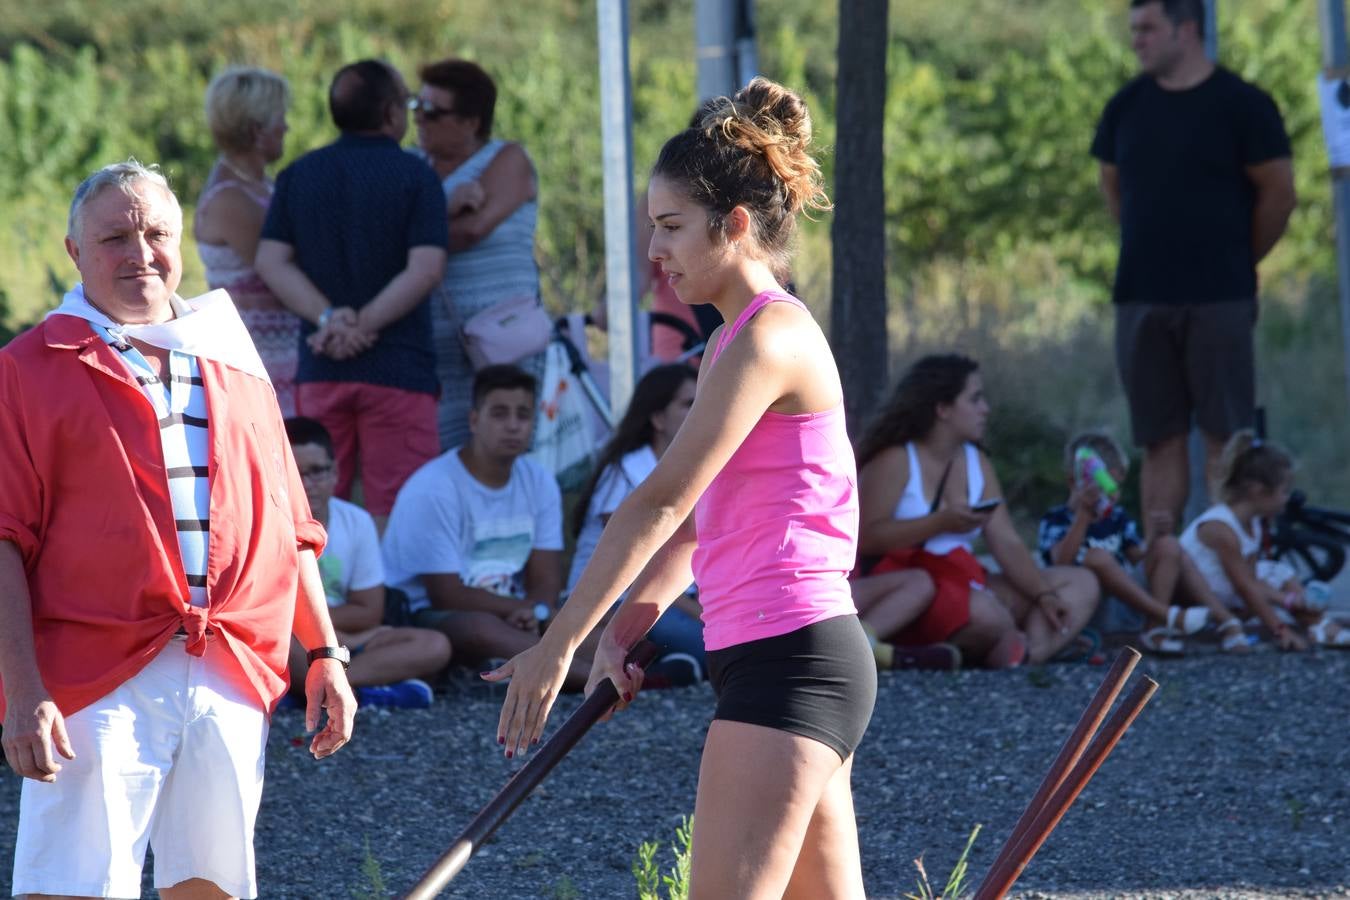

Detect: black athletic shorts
706,614,877,762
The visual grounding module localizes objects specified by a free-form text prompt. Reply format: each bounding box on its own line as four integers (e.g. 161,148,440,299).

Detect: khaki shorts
1114,300,1256,446
13,635,268,898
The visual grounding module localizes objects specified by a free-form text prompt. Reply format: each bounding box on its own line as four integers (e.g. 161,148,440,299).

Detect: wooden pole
402,641,661,898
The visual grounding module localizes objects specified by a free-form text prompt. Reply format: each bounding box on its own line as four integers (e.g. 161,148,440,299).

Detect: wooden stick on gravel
402,640,661,900
977,647,1140,892
973,648,1156,900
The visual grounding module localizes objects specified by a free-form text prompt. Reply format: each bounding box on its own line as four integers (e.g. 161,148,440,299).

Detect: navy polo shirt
262,133,449,393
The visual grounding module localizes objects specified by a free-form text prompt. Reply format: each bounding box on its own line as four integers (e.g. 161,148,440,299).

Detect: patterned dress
195,177,300,416
421,140,545,450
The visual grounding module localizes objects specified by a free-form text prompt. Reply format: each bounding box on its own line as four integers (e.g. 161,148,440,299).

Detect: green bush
4,0,1344,508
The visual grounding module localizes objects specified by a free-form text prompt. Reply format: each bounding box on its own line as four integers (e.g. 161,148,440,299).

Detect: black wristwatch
307,645,351,669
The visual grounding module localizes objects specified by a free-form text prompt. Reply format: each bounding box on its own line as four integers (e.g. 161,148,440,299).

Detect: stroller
550,310,707,434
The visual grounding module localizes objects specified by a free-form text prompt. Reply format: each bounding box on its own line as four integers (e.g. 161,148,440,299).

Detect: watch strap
307,645,351,668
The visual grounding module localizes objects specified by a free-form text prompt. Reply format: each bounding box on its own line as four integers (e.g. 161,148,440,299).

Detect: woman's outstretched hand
483,641,572,758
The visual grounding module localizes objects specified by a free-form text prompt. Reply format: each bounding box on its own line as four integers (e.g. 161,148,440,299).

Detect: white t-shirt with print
317,496,385,608
383,447,564,612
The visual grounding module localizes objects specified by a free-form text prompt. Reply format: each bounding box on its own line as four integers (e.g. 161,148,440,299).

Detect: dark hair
570,364,697,536
1065,431,1129,477
418,58,496,139
651,77,830,279
329,59,404,133
1217,430,1293,503
1131,0,1205,38
472,364,538,408
285,416,335,459
855,354,980,469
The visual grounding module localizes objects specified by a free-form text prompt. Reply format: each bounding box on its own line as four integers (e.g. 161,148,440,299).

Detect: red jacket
0,315,325,717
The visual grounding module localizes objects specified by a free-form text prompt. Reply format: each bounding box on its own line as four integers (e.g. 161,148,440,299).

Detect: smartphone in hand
971,498,1002,513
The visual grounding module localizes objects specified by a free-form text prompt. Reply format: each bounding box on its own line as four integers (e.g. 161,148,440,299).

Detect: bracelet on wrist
316,307,334,329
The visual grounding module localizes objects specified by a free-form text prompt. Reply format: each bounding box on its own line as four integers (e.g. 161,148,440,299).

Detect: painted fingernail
531,738,539,745
623,692,633,702
505,749,514,759
497,736,505,745
480,671,493,678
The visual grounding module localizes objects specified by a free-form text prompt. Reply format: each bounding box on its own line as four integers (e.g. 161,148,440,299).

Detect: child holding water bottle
1039,432,1247,655
1180,431,1350,650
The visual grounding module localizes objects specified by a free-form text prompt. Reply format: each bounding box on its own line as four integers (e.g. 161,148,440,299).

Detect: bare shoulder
737,299,831,365
861,444,908,481
1196,519,1239,551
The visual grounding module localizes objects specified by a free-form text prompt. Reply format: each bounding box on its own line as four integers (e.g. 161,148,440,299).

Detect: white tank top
893,442,986,556
1179,504,1261,609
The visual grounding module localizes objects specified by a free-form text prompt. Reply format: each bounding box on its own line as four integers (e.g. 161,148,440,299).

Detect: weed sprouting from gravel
353,836,387,899
634,814,693,899
907,824,982,900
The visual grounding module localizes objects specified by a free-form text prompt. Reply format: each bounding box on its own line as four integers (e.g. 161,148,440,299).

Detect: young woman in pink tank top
487,78,877,897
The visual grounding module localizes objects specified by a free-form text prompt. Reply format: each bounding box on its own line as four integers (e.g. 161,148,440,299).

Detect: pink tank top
693,291,859,651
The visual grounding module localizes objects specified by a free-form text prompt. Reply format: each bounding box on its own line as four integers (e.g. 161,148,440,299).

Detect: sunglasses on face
407,97,457,121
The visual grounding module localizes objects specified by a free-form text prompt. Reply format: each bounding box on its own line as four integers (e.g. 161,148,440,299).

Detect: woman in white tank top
856,354,1101,666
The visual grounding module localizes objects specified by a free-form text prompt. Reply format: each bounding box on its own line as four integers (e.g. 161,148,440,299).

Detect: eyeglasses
298,464,335,481
407,97,457,122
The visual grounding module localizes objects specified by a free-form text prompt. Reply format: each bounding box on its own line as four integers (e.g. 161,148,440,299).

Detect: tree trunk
831,0,890,438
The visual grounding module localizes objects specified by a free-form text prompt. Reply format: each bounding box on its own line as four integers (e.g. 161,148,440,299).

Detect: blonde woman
196,66,298,413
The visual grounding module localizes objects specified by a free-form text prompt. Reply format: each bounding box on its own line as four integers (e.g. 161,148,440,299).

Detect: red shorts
296,382,439,515
870,547,986,645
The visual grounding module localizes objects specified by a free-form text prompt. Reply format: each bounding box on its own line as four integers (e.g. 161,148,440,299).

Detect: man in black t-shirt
1091,0,1295,541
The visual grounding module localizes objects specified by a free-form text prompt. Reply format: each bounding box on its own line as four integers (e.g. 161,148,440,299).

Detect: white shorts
13,634,269,899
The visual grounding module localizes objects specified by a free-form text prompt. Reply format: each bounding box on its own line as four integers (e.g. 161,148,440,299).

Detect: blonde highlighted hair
652,77,829,279
205,66,290,154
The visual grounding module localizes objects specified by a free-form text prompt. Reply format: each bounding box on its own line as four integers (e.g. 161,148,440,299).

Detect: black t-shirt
1091,67,1291,305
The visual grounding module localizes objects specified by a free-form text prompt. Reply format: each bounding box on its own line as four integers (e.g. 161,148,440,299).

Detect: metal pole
1185,0,1219,525
597,0,640,418
1320,0,1350,411
734,0,759,90
696,0,739,100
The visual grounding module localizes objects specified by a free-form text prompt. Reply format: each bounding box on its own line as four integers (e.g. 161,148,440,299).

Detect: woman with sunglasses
411,58,546,450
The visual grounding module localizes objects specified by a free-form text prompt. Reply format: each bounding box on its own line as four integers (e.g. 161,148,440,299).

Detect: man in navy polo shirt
1092,0,1295,540
258,59,448,530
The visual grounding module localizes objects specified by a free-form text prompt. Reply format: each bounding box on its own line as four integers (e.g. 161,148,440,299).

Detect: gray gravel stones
2,649,1348,898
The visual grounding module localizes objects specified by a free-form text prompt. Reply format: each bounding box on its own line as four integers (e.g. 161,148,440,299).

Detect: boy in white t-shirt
286,418,452,708
382,366,594,690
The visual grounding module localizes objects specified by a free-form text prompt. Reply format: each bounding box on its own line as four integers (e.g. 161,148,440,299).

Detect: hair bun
696,77,830,217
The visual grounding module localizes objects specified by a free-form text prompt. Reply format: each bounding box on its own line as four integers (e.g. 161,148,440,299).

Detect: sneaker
643,652,703,689
356,678,434,709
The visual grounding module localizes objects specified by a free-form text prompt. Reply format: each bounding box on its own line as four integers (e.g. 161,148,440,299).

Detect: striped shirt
92,323,212,607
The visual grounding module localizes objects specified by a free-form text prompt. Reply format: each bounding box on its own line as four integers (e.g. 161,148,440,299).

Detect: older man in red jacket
0,161,356,899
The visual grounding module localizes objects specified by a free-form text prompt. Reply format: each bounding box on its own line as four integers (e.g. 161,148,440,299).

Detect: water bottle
1074,447,1118,518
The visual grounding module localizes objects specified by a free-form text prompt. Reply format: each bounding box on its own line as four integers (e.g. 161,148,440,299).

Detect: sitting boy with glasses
284,417,452,707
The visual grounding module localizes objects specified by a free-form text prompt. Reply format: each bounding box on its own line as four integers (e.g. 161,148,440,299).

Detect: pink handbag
459,294,552,370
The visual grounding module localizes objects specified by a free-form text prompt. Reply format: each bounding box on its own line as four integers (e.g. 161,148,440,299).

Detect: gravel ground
2,644,1348,899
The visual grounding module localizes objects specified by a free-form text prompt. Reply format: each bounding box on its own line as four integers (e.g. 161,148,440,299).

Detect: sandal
1139,626,1185,657
1309,616,1350,649
1218,618,1253,653
1051,627,1104,665
1166,605,1209,636
890,642,963,671
984,630,1028,669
